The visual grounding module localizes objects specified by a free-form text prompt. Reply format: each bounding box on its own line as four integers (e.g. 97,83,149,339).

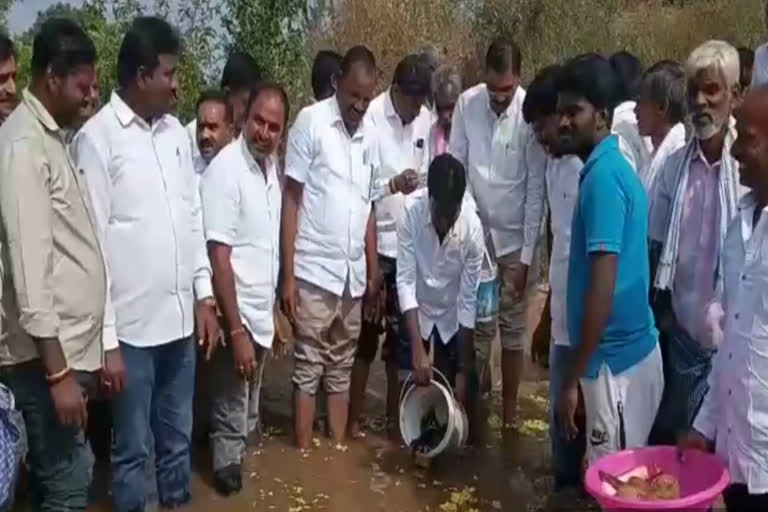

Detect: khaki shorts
292,279,362,395
475,251,527,357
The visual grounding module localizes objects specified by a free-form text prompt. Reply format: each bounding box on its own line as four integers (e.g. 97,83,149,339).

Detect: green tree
12,0,220,120
223,0,311,108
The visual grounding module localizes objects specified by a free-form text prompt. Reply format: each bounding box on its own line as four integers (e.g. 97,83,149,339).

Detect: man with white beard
649,40,744,445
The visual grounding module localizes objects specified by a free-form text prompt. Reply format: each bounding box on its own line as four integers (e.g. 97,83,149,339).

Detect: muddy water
81,288,596,512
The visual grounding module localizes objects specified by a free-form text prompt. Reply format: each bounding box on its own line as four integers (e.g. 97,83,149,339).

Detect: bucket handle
399,367,455,407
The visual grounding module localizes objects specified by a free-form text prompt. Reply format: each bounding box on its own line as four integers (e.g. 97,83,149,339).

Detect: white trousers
580,343,664,464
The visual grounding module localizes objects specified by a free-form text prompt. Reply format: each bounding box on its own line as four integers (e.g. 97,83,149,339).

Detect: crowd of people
1,3,768,512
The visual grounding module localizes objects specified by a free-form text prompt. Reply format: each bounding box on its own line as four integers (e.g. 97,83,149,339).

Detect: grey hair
432,64,462,96
685,40,740,89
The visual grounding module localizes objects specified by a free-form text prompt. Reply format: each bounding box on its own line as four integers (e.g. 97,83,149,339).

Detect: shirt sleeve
0,139,60,339
200,162,240,246
616,132,638,173
448,94,469,170
520,132,546,265
397,202,419,313
648,152,678,243
72,131,119,351
189,145,213,301
579,166,626,255
368,136,393,203
458,213,484,329
285,108,313,184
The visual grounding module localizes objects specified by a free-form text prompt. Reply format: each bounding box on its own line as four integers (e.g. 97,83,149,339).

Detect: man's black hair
392,54,431,98
609,51,643,102
485,37,522,76
221,50,262,92
558,53,620,125
0,33,15,63
639,59,686,125
196,89,233,124
738,46,755,86
31,18,95,78
341,45,376,76
245,81,290,126
428,153,466,211
311,50,342,100
522,64,562,124
117,16,180,87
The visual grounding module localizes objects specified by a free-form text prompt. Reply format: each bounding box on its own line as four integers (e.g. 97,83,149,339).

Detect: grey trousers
209,343,266,471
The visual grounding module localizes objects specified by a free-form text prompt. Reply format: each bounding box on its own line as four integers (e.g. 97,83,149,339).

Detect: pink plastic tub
584,446,730,510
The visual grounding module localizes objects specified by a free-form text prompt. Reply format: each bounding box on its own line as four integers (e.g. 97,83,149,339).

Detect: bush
316,0,763,90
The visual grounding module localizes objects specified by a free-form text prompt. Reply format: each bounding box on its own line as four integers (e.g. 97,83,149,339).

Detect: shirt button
741,274,747,281
728,427,732,434
728,389,732,396
735,313,740,320
729,352,733,360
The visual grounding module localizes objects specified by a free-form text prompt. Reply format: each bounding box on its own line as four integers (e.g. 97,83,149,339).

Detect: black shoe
213,463,242,496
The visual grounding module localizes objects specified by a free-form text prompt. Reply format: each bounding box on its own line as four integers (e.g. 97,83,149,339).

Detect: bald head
732,86,768,193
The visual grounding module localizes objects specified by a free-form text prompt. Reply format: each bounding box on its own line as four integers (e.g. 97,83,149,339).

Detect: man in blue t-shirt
555,54,663,465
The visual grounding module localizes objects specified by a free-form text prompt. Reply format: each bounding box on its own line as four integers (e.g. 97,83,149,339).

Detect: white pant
580,344,664,464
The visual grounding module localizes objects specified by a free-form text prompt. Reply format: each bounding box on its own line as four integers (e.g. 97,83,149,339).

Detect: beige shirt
0,89,115,371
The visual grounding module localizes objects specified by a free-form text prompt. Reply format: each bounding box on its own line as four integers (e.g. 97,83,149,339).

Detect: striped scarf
654,127,739,293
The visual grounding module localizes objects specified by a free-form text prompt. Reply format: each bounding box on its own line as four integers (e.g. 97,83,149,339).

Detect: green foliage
223,0,312,110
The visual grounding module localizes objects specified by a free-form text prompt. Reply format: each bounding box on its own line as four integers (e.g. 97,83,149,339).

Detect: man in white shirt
449,37,545,427
633,60,687,196
679,86,768,512
399,154,484,399
649,41,742,446
186,51,261,164
522,64,585,491
72,17,218,512
193,89,234,176
201,82,287,496
609,51,651,174
347,54,431,440
281,46,381,450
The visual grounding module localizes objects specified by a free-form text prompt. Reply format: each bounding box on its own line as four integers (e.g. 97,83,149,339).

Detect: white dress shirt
642,122,687,200
545,155,583,347
366,90,432,259
200,137,280,349
397,191,484,343
185,119,208,181
73,92,212,348
693,192,768,494
284,96,379,298
448,84,545,264
752,42,768,88
612,101,652,174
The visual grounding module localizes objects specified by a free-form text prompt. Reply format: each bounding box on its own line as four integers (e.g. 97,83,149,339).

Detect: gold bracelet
46,366,71,385
230,327,246,338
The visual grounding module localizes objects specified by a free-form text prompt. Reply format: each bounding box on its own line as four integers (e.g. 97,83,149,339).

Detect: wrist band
46,366,71,385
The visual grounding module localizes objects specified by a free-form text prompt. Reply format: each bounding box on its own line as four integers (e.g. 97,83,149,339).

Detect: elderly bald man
679,86,768,512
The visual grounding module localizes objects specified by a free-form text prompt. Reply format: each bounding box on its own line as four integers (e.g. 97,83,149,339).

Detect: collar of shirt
613,100,636,120
693,137,723,172
383,89,402,124
581,134,619,179
22,89,61,134
239,135,279,186
481,84,522,122
109,90,172,131
329,94,366,140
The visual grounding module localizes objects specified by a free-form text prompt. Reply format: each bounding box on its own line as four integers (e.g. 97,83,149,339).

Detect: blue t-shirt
567,135,658,379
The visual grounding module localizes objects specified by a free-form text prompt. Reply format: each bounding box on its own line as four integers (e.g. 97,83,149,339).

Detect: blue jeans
0,360,92,512
111,337,195,512
549,344,585,490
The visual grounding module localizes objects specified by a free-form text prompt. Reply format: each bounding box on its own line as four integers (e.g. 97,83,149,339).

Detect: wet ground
76,286,597,512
